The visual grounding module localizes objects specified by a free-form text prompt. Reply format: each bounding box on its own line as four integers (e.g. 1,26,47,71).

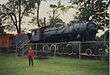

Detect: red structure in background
0,34,14,48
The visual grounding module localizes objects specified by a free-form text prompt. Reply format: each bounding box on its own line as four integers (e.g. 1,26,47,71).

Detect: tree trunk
18,0,21,34
37,3,40,27
9,13,19,34
43,17,46,26
52,9,56,26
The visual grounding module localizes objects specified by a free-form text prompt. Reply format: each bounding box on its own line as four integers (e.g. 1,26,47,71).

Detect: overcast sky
0,0,75,23
0,0,7,4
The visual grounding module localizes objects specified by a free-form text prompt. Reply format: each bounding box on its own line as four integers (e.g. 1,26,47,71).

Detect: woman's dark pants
28,56,34,66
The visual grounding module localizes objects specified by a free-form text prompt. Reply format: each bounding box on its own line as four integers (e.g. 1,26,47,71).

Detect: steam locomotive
30,21,109,59
31,21,97,43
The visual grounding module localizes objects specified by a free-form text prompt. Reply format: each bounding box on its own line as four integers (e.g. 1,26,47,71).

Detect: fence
16,41,109,60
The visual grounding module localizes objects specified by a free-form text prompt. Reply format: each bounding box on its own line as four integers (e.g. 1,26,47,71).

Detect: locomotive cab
31,28,41,42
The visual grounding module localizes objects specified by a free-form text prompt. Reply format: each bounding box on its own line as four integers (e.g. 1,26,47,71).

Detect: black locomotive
31,21,97,43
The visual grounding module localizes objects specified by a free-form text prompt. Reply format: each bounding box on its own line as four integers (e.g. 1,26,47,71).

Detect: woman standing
27,47,36,66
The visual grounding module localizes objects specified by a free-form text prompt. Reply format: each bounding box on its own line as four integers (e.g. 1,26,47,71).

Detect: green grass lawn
0,53,109,75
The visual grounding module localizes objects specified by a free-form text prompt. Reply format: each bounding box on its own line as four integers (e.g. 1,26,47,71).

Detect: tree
28,0,46,27
48,16,64,27
97,30,109,41
0,19,5,35
29,16,47,27
0,0,36,34
49,1,72,26
70,0,109,30
35,0,44,27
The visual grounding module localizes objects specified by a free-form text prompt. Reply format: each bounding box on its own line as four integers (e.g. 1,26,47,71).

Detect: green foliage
71,0,109,30
29,17,47,27
49,1,72,26
50,4,57,8
48,16,64,27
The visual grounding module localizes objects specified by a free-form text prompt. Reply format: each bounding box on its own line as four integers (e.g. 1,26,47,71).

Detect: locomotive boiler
31,21,97,43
